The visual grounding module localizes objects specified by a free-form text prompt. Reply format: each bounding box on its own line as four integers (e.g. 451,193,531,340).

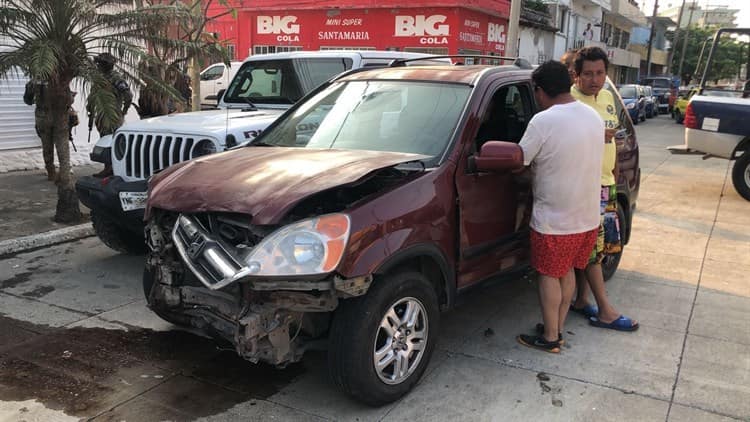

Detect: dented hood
146,147,427,224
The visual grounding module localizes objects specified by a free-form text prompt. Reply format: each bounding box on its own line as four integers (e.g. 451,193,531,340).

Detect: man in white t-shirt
516,60,603,353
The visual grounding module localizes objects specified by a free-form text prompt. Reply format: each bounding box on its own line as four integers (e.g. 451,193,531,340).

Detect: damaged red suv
143,59,640,405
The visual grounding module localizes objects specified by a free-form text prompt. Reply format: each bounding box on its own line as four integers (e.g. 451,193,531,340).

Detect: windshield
223,58,353,105
644,78,670,88
259,80,472,166
619,86,637,98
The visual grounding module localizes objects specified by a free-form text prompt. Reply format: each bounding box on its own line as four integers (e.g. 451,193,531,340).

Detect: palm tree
0,0,227,223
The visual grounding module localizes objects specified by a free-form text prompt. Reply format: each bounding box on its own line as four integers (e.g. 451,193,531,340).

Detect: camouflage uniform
88,70,132,136
23,80,57,179
87,53,133,176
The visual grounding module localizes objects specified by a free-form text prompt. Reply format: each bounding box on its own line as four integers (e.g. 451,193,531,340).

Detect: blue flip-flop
570,304,598,318
589,315,639,332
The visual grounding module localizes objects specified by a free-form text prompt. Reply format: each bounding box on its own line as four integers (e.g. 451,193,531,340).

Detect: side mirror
474,141,524,172
216,89,226,105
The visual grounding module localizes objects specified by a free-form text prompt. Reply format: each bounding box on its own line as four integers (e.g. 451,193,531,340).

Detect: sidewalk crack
664,160,730,422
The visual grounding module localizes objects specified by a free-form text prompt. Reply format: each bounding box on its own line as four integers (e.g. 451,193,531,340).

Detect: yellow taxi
672,87,700,123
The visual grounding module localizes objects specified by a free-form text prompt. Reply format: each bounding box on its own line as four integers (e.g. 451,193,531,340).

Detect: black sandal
517,333,561,353
534,323,564,345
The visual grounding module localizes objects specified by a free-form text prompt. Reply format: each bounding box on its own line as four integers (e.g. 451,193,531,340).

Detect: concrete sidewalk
0,164,100,254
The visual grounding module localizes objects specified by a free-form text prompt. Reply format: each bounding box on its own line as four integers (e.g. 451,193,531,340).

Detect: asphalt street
0,114,748,421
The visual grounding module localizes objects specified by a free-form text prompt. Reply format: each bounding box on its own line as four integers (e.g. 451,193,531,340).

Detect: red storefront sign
231,8,507,58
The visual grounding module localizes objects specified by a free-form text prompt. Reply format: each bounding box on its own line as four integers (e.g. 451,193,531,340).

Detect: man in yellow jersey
568,47,638,331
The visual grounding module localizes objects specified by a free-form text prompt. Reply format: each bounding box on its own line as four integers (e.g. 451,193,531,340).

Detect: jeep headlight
114,134,127,161
243,214,350,276
626,103,635,109
193,139,217,158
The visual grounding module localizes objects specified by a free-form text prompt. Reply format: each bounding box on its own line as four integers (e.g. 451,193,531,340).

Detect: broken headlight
243,214,350,276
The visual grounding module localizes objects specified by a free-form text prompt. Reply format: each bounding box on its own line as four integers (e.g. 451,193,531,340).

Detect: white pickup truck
198,61,243,108
76,50,448,253
669,28,750,201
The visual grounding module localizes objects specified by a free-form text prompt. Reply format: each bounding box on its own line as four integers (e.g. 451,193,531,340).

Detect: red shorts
530,228,598,278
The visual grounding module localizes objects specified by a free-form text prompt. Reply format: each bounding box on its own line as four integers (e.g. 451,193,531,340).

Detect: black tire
640,112,646,122
91,210,146,255
328,271,439,406
601,205,626,281
731,153,750,201
142,267,190,326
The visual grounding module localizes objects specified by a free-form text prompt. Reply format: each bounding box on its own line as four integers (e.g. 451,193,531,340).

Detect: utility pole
677,1,696,85
665,0,687,74
645,0,659,77
506,0,522,62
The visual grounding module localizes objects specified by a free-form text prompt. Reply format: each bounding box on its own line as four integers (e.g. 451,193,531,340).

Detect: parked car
619,84,647,123
142,57,641,405
642,85,657,118
672,86,699,123
199,61,243,108
676,27,750,200
76,51,450,254
641,75,676,114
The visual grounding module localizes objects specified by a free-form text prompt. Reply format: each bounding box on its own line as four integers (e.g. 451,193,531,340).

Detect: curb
0,223,95,256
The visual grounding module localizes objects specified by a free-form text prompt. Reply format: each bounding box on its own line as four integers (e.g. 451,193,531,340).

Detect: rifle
69,130,78,152
87,111,93,143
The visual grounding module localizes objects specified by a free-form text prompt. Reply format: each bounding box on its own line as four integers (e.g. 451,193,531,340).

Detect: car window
619,86,637,98
224,59,304,105
260,80,472,166
200,65,224,81
295,58,353,91
644,78,670,88
475,83,533,148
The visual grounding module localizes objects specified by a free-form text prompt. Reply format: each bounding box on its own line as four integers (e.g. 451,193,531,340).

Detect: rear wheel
328,271,439,406
731,152,750,201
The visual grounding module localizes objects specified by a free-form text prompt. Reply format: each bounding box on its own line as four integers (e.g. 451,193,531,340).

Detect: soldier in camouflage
23,78,62,181
87,52,133,177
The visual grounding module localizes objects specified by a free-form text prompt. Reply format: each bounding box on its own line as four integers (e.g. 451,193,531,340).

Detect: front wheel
731,153,750,201
91,210,146,255
328,271,439,406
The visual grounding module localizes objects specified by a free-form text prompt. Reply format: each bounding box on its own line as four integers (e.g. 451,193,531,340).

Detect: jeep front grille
115,132,214,179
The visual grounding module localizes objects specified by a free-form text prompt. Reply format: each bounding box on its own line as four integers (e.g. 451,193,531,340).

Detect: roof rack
388,55,533,69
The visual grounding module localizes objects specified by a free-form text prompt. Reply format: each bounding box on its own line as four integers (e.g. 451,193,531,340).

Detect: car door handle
217,82,223,85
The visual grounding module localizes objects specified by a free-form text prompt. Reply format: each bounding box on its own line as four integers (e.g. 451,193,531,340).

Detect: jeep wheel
328,271,439,406
91,210,146,254
142,267,190,326
731,153,750,201
602,205,627,281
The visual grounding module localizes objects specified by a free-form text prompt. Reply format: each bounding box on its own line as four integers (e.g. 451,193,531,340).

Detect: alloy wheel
373,297,429,385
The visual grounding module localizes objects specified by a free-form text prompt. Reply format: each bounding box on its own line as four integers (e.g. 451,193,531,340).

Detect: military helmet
94,53,116,66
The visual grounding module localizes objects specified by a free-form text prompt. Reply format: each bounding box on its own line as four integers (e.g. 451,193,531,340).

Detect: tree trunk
189,57,200,112
50,82,82,223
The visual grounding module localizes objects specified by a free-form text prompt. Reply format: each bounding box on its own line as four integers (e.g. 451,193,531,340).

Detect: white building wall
519,27,555,65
